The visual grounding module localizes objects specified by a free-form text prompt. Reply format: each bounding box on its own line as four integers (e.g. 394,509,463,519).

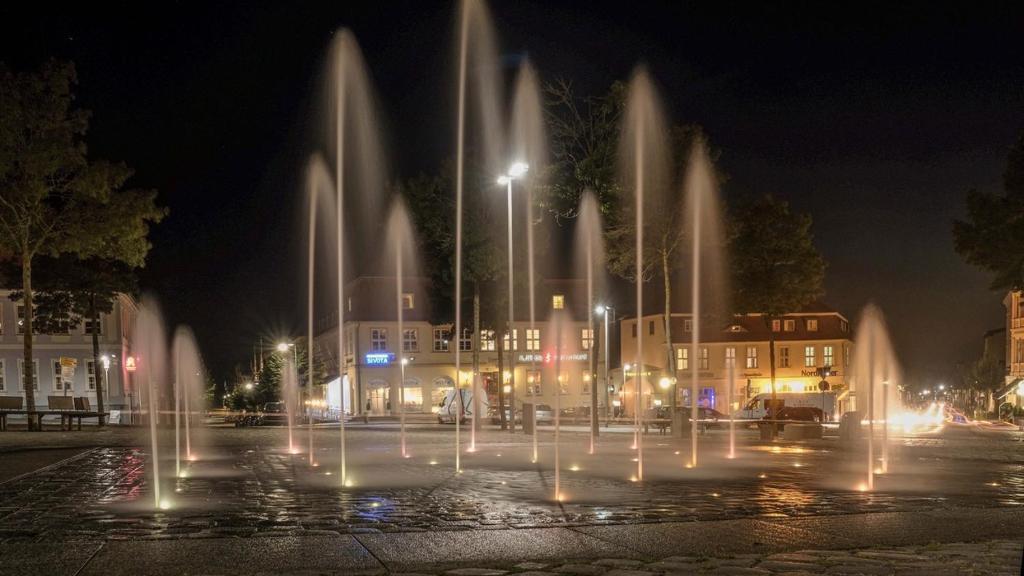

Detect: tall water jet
550,311,567,501
575,191,606,454
173,327,205,473
135,296,169,510
618,68,672,481
282,348,299,454
510,60,547,451
682,139,727,467
850,304,902,490
727,362,736,459
453,0,505,470
327,29,388,485
306,155,336,468
386,197,419,459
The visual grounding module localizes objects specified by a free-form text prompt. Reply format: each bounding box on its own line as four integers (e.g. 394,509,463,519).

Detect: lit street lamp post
498,162,528,434
595,304,614,429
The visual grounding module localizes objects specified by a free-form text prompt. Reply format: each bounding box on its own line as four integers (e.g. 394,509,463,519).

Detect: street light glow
508,162,529,178
595,304,606,315
276,342,290,352
496,175,510,185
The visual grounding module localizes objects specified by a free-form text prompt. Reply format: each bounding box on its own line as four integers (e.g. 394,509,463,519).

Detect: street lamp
497,161,529,433
595,304,614,423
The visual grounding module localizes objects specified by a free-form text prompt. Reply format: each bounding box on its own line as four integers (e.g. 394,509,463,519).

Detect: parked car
533,404,554,424
764,406,824,431
261,402,289,426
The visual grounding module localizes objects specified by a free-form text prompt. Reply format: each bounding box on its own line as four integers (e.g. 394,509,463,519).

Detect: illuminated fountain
386,197,419,459
453,0,505,468
134,296,170,510
574,191,605,454
618,67,671,481
850,304,903,490
172,327,205,476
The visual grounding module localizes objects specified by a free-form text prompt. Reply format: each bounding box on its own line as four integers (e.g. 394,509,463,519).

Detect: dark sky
2,1,1022,385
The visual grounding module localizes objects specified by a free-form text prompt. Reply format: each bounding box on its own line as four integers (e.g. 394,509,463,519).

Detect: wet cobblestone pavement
0,426,1022,543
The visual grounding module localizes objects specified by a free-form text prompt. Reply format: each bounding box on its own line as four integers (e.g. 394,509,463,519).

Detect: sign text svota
365,352,396,366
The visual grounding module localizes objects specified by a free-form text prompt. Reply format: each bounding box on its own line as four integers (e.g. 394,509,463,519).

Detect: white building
0,289,137,417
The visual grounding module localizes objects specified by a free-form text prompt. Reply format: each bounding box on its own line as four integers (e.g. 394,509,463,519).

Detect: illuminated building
313,277,604,416
619,303,854,414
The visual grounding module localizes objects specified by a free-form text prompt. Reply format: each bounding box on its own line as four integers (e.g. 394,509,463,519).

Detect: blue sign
365,352,394,366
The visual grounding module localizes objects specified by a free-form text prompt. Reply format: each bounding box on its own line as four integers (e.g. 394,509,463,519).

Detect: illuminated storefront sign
365,353,395,366
517,352,590,364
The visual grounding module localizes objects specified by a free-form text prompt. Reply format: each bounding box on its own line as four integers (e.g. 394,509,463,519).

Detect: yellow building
619,305,854,415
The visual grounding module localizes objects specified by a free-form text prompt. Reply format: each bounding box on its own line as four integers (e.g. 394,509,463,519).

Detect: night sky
2,2,1022,385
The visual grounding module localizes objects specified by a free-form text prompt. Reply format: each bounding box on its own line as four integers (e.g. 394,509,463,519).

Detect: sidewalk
2,507,1021,575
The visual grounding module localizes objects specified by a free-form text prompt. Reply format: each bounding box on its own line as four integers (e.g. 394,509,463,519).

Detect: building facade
618,305,854,415
1001,291,1024,408
313,277,604,416
0,289,138,416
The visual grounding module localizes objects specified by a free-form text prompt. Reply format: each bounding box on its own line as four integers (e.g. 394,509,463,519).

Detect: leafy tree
0,61,165,427
546,79,721,409
954,133,1024,290
729,194,826,433
254,351,284,408
5,255,136,424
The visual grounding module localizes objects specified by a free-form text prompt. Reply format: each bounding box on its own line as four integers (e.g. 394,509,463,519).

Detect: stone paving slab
355,527,644,571
769,506,1024,548
0,541,102,576
573,518,846,559
77,534,383,576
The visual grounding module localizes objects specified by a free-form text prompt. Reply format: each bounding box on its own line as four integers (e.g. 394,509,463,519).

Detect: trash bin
522,403,535,435
838,411,863,441
758,421,775,440
672,411,691,438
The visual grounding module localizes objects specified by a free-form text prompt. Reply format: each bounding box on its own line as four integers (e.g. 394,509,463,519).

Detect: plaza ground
0,422,1021,574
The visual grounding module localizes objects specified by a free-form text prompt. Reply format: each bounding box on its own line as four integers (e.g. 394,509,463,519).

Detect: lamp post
100,355,111,425
595,305,614,427
498,161,528,434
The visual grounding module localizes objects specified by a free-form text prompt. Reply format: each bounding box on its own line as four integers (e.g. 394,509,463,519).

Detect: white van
437,389,489,424
735,392,837,421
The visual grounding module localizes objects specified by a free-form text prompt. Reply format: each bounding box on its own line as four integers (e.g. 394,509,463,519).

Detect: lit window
684,319,693,332
779,347,790,368
459,328,472,352
676,347,688,370
699,347,709,370
503,329,518,351
823,345,834,366
558,372,569,394
582,371,591,394
580,328,593,350
804,346,816,367
0,359,5,390
783,319,795,332
771,319,781,332
806,318,818,331
433,328,450,352
725,346,736,367
402,293,414,310
746,346,758,368
526,329,540,351
402,328,418,352
526,369,541,395
552,294,565,310
480,329,495,351
370,328,387,352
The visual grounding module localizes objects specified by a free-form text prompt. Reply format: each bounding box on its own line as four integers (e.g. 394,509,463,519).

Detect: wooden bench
0,397,24,431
